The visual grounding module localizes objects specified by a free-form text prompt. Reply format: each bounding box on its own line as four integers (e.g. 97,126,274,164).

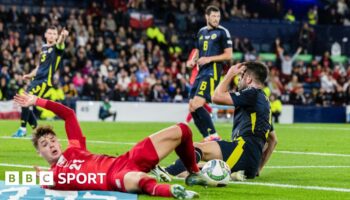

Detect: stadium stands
0,0,349,109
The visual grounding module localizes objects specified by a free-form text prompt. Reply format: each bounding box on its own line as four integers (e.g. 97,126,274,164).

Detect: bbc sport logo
5,171,54,186
5,171,106,185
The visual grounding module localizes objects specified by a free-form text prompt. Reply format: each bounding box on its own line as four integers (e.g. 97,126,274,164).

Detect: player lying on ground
14,93,208,199
153,62,277,183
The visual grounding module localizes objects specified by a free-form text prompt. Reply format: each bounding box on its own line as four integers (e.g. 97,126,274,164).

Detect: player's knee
194,142,214,161
177,123,193,139
189,100,203,112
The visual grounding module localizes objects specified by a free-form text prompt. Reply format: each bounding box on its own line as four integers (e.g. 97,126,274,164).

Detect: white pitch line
276,126,350,131
231,181,350,193
0,136,136,145
275,150,350,157
219,124,350,131
265,165,350,169
2,136,350,157
0,163,49,170
1,163,350,193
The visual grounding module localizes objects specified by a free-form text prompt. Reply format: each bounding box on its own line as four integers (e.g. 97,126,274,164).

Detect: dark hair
205,5,220,15
245,61,269,84
46,25,58,31
32,125,56,149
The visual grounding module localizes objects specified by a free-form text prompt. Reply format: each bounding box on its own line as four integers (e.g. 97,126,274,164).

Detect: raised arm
291,47,302,61
56,28,69,48
14,93,86,149
212,63,244,105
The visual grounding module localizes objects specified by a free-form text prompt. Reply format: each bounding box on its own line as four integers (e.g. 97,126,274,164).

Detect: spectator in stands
270,93,282,123
284,9,296,23
298,23,315,54
128,74,141,101
344,78,350,104
320,51,334,69
241,37,256,60
307,6,318,25
277,42,302,81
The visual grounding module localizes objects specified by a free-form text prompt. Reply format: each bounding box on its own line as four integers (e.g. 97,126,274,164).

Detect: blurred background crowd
0,0,350,109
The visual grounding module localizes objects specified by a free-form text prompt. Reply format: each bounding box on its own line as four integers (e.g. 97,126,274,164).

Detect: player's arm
56,28,69,50
212,63,244,105
23,65,39,80
258,130,278,175
198,47,232,66
14,93,86,149
186,49,199,68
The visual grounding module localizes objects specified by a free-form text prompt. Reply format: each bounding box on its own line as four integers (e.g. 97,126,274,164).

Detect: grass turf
1,120,350,200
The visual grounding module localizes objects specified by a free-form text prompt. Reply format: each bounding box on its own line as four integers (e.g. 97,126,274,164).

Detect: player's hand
227,63,245,76
197,57,211,66
33,166,42,177
60,27,69,37
14,92,37,107
23,74,32,80
186,59,196,68
230,170,246,181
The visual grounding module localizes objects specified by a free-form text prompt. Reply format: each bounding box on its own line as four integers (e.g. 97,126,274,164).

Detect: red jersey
36,99,117,191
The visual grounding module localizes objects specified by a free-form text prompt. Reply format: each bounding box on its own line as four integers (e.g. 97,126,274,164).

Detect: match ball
201,159,231,187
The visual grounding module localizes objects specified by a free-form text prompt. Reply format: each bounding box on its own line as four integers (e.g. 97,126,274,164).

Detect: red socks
175,123,200,173
138,177,172,197
185,113,193,123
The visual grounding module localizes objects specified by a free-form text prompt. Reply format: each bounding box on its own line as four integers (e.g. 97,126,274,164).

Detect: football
201,159,231,187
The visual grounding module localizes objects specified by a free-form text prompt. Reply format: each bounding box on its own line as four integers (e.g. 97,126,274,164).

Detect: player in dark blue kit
153,62,278,184
187,5,232,141
12,26,69,137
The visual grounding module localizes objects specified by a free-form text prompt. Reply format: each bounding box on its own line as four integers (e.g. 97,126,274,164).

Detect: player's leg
203,103,212,113
185,112,192,123
165,141,223,177
13,86,37,137
27,108,38,129
148,123,199,174
12,107,30,137
27,83,49,129
189,76,219,141
123,171,198,198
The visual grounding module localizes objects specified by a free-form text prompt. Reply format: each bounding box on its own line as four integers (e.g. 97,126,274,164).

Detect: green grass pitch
1,120,350,200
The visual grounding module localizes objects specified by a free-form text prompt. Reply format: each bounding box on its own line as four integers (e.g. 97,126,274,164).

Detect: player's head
238,61,268,90
205,5,220,28
45,26,58,44
32,125,62,164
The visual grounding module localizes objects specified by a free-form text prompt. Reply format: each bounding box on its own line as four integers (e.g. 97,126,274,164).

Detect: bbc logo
5,171,54,185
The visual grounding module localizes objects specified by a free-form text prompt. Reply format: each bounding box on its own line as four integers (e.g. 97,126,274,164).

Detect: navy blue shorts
217,137,263,179
189,75,220,102
27,81,51,97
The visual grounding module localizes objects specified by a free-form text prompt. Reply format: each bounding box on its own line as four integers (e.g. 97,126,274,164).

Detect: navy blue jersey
230,87,272,145
34,44,65,86
195,25,232,78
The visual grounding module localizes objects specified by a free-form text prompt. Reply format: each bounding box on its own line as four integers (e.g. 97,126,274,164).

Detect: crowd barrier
0,101,348,123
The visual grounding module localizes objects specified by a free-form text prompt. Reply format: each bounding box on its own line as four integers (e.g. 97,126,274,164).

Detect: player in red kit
14,93,209,199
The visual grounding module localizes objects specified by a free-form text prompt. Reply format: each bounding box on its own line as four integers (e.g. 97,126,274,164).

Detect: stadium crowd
0,0,350,109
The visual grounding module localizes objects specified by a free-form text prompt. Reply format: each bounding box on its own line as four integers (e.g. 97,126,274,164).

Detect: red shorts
107,137,159,192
